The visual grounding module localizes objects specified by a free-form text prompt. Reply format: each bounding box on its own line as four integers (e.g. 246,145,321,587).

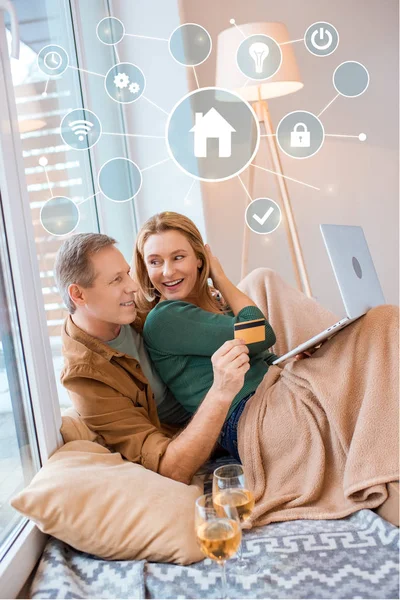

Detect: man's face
72,245,139,326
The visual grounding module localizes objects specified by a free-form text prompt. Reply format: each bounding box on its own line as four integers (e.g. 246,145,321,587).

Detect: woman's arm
144,301,275,358
205,244,256,316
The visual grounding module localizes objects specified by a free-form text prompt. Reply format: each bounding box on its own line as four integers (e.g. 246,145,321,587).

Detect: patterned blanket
30,509,399,599
30,453,398,600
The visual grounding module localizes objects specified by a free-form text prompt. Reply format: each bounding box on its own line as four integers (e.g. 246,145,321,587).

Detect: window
6,2,100,410
0,191,41,552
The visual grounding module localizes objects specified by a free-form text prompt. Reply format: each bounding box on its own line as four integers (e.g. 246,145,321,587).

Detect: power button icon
304,22,339,57
311,28,333,50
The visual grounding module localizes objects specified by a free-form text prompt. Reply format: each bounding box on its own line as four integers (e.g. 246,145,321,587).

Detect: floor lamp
216,22,313,297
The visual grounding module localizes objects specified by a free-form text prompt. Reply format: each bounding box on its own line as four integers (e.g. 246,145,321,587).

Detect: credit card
234,318,266,344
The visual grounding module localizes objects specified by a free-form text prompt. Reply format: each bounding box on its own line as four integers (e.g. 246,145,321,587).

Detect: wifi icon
69,119,94,141
61,109,102,151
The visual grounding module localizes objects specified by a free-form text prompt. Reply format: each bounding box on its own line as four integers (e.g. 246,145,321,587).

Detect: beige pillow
11,440,203,564
60,408,98,443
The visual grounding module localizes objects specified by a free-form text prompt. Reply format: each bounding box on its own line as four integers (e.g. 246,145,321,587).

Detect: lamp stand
241,98,313,298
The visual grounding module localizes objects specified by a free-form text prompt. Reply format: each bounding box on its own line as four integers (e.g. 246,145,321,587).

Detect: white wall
180,0,399,314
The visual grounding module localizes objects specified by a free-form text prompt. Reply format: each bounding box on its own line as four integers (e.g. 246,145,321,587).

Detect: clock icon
44,51,62,70
38,44,69,76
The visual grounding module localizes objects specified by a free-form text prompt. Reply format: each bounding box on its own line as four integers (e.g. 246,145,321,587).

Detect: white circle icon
276,110,325,160
96,17,125,45
44,51,62,70
304,22,339,57
169,23,212,66
245,198,282,235
311,28,332,50
98,158,142,202
166,87,260,182
37,44,69,77
236,34,282,81
60,108,102,150
104,62,146,104
333,61,370,98
40,196,80,236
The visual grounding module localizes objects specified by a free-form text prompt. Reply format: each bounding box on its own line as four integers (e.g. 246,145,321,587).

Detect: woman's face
143,230,202,302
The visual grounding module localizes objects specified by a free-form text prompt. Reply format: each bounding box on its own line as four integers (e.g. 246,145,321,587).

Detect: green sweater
143,302,278,418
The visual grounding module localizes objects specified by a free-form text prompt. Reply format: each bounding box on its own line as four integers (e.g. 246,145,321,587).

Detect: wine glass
195,493,242,599
213,464,259,575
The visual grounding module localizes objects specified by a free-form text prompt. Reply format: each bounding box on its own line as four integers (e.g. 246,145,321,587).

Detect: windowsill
0,520,46,599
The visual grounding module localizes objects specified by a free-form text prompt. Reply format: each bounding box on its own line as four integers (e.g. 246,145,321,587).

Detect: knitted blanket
237,268,399,526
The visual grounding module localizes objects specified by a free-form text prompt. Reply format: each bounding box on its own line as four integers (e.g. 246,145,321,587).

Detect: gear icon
129,82,140,94
114,72,129,89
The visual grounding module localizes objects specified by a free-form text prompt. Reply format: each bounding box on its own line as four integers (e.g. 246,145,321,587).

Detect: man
56,233,249,485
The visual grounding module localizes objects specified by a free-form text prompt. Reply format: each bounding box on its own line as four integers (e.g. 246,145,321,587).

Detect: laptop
272,224,386,365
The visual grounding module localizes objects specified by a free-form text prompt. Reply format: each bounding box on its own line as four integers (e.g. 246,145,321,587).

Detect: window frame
0,7,66,596
0,10,62,467
0,522,46,600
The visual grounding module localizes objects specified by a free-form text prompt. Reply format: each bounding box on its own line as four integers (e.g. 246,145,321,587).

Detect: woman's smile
162,278,184,291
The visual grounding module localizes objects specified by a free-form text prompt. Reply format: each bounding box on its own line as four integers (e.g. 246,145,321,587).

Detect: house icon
190,107,236,158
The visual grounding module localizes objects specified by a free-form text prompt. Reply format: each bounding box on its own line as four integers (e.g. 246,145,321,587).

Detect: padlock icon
290,123,311,148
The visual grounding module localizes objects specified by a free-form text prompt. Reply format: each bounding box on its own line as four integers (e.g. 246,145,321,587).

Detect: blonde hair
133,212,226,325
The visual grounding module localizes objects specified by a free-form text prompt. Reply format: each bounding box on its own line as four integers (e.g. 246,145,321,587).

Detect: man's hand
159,339,249,484
210,339,250,399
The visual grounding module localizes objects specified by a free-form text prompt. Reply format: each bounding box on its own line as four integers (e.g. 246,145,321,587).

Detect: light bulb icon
249,42,270,73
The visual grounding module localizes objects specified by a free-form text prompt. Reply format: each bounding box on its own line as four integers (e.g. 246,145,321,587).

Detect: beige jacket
60,316,172,472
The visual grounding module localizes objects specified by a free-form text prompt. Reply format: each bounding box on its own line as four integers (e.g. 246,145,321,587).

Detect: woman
133,212,399,527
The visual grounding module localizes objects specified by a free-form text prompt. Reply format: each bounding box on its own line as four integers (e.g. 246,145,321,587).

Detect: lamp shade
216,22,303,101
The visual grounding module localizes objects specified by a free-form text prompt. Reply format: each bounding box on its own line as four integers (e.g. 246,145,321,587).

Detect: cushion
60,408,98,443
10,440,204,564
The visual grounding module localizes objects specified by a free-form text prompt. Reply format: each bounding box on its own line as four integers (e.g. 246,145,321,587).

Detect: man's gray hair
54,233,117,314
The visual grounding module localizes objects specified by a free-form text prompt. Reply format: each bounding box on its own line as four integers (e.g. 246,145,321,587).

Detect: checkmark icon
252,206,274,226
246,197,281,235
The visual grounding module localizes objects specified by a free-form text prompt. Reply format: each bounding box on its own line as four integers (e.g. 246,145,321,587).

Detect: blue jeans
218,392,255,461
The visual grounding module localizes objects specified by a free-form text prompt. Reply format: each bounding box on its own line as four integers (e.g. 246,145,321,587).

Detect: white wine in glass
197,518,241,562
214,488,255,523
213,464,258,575
195,493,241,599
